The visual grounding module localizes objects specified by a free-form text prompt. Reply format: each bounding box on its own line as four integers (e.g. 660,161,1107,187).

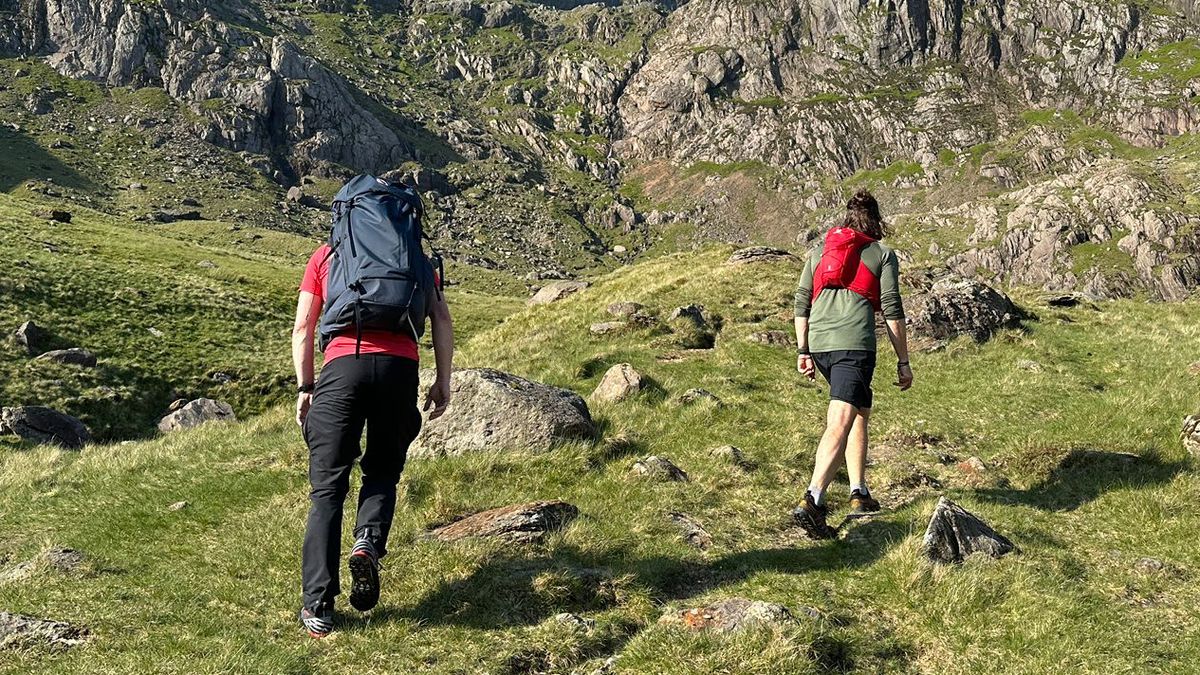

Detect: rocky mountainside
1,0,1198,297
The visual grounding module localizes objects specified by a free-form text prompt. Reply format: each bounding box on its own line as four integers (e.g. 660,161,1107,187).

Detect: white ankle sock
807,486,825,505
850,483,867,495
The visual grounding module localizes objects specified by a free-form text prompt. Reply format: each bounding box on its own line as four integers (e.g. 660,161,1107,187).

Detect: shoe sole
793,508,838,540
348,553,380,612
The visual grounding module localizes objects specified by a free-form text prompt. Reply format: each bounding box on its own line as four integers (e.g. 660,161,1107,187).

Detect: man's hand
295,392,313,427
895,363,913,391
425,379,451,420
797,353,816,380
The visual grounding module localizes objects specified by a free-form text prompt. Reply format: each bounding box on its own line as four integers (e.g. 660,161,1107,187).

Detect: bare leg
845,407,871,490
807,400,859,494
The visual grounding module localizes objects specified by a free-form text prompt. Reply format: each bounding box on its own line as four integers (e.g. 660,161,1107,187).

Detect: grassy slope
1,249,1197,673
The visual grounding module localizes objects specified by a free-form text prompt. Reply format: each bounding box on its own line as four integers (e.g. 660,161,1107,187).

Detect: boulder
35,348,97,368
675,388,722,407
156,398,236,433
590,321,626,336
286,186,304,203
905,277,1022,350
0,612,89,651
660,598,813,633
413,369,595,457
528,280,588,305
747,330,794,347
424,500,578,544
922,497,1015,564
12,321,47,355
48,210,72,223
725,247,800,266
606,301,645,317
630,455,688,482
668,511,712,550
0,406,91,449
666,304,718,349
591,364,644,403
1182,415,1200,457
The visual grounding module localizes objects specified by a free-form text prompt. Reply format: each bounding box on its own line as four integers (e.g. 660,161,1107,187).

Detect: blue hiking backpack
318,174,443,354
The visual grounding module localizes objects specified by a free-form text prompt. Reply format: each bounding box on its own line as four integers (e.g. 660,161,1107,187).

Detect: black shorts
812,350,876,409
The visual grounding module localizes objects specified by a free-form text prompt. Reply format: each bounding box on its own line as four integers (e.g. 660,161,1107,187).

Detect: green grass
1120,40,1200,86
1,248,1197,672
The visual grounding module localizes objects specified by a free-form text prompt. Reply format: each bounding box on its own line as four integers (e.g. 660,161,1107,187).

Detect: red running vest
811,227,882,311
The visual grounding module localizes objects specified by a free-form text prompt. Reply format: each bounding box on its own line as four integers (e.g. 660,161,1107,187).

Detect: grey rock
590,321,626,336
413,369,594,457
553,612,596,631
0,612,89,651
1134,557,1166,574
1016,359,1043,372
167,501,189,512
630,455,688,482
666,304,718,349
13,321,47,355
591,363,644,403
675,388,722,407
48,210,71,223
157,398,236,433
286,186,304,203
528,280,588,305
606,301,646,318
747,330,794,347
725,246,799,266
922,497,1015,564
1182,415,1200,458
424,500,578,543
711,445,749,467
0,547,87,584
0,406,91,449
35,348,97,368
659,597,814,633
668,511,712,550
905,277,1022,350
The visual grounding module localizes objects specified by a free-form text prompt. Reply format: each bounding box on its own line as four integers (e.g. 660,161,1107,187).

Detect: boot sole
793,508,838,540
348,553,380,612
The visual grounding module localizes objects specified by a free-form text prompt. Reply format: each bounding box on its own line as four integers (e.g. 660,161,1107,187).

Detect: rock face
660,598,809,633
591,363,644,403
1183,415,1200,458
0,612,89,651
922,497,1015,564
725,247,799,266
905,277,1022,350
413,369,595,457
630,455,688,482
424,500,578,544
528,280,589,306
12,321,47,355
35,348,97,368
0,406,91,449
156,398,236,433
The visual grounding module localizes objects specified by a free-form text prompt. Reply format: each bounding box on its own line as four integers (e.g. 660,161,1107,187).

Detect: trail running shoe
849,489,881,514
299,606,333,639
348,538,381,612
792,492,838,540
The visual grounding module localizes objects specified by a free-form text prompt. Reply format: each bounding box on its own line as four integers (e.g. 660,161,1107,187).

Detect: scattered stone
180,197,201,207
711,445,750,468
35,348,97,368
528,280,588,305
606,301,645,318
1188,362,1200,376
666,304,718,349
168,501,189,511
48,210,72,223
147,327,164,337
905,277,1023,350
747,330,794,347
129,181,146,190
0,547,87,584
553,612,596,631
591,363,645,403
157,398,236,433
725,246,800,266
424,500,578,544
1016,359,1042,372
413,369,595,457
198,260,217,269
957,456,987,475
630,455,688,482
210,371,233,384
12,321,47,355
1182,415,1200,457
150,209,202,223
660,598,812,633
0,406,91,449
590,321,626,336
167,398,188,412
1044,293,1084,308
1134,557,1166,574
286,186,304,203
675,388,722,407
668,511,712,549
922,497,1015,564
612,245,627,254
0,612,89,651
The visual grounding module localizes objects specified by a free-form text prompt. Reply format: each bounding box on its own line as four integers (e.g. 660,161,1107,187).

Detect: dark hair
844,189,887,240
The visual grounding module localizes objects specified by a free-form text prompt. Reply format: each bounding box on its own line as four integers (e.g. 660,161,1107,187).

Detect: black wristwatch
798,349,811,356
298,383,315,394
897,361,910,368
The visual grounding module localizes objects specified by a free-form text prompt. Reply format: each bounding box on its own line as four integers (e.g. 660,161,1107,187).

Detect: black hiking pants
301,354,422,611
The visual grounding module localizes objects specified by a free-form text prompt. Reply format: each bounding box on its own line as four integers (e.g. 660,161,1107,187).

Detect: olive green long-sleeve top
794,241,905,353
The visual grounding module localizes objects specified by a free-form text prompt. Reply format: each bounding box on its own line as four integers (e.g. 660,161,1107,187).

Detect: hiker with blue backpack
291,173,454,637
792,190,912,540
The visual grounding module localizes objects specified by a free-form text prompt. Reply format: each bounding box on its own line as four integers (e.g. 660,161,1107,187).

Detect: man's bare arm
794,316,815,379
292,291,321,424
424,291,455,420
884,318,912,390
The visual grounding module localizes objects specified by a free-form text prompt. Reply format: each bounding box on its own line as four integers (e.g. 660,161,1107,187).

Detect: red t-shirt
300,244,419,364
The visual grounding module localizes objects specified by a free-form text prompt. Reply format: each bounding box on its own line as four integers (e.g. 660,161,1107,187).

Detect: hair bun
847,189,872,211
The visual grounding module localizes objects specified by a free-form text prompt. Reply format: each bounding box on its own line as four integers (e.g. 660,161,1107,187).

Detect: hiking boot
792,492,838,540
347,538,381,612
849,489,881,514
299,606,333,639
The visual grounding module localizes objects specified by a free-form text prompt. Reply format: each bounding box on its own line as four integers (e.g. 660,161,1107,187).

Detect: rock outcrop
922,497,1015,564
528,280,589,306
905,277,1022,350
12,321,47,356
0,612,89,651
0,406,91,449
630,455,688,482
424,500,578,543
413,369,595,456
591,363,644,403
660,598,813,633
157,398,236,433
668,511,712,550
1183,415,1200,458
35,348,97,368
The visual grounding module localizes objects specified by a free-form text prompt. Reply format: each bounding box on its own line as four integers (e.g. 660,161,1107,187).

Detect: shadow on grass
0,127,93,192
976,448,1185,512
374,519,906,631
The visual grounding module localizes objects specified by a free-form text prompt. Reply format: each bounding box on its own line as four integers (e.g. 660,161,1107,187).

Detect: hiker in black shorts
792,190,912,539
